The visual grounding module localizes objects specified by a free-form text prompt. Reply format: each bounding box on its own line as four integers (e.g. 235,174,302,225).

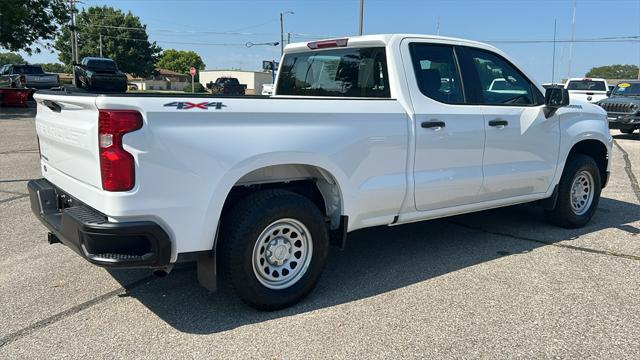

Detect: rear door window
277,47,390,98
409,43,465,104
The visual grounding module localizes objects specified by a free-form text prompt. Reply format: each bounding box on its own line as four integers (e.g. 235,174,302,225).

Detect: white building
199,70,274,95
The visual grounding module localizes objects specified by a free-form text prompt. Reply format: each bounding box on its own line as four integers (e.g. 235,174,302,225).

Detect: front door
459,46,560,201
402,40,486,211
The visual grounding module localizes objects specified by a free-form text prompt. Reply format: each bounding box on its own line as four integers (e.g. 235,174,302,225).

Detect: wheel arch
564,139,609,188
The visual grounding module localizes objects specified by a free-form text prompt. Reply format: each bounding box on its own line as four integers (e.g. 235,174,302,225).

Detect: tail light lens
98,110,143,191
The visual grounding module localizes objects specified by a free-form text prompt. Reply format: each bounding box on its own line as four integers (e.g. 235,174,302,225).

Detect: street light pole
358,0,364,35
99,34,103,57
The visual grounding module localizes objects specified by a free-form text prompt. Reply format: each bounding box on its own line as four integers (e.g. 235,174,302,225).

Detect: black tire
546,154,602,228
220,189,329,310
620,128,635,134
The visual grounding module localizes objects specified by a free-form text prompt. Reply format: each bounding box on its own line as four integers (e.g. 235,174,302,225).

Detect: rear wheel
546,154,602,228
220,190,329,310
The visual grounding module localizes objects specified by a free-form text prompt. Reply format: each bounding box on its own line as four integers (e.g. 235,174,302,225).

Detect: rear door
458,46,560,201
401,40,486,211
34,94,103,188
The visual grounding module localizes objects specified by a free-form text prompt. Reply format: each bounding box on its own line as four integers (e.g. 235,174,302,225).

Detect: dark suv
598,81,640,135
74,57,127,92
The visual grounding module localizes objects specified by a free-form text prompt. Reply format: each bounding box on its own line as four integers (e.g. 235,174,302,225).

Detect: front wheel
220,190,329,310
546,154,602,228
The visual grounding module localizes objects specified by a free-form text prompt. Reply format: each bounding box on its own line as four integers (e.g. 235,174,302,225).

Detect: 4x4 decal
164,101,226,110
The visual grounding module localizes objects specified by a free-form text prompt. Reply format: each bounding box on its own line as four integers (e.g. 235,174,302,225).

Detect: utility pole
280,12,284,55
279,11,293,56
99,34,103,57
436,16,440,35
358,0,364,35
567,0,576,79
287,32,291,45
551,19,557,85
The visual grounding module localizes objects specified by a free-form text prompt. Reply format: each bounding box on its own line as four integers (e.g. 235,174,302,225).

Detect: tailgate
33,93,102,188
27,74,57,84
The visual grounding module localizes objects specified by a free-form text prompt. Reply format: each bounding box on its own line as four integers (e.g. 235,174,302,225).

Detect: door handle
488,119,509,127
421,121,446,129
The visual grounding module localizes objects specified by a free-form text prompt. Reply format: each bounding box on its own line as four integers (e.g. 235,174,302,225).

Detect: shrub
183,82,206,93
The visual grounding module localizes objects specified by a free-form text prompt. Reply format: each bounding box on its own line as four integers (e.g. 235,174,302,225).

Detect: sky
18,0,640,83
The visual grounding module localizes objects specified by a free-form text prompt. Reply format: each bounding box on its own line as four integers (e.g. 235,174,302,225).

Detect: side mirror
606,91,611,97
544,87,570,118
545,87,569,108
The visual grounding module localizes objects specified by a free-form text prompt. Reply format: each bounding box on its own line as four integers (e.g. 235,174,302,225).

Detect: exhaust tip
152,269,170,278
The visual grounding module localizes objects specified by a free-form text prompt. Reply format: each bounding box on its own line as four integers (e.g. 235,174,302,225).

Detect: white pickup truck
29,34,612,310
565,77,610,103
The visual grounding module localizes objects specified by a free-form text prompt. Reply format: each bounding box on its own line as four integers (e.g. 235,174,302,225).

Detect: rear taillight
98,110,142,191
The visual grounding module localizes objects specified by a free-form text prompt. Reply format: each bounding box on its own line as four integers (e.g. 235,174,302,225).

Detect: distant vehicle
206,77,246,95
597,81,640,134
0,64,59,89
542,83,564,90
127,83,139,91
261,83,274,95
564,78,609,103
73,57,127,92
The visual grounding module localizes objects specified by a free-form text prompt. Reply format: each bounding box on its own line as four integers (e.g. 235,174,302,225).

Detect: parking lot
0,105,638,359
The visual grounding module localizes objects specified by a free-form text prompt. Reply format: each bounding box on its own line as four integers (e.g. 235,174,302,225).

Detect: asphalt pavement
0,105,638,359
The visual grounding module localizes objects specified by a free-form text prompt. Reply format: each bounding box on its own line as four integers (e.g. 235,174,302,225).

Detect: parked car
206,77,246,95
0,64,59,89
565,78,609,103
127,83,139,91
597,81,640,134
74,57,127,92
261,83,274,96
29,34,611,310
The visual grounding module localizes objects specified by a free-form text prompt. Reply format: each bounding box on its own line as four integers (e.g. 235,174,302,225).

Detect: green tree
41,63,68,73
0,0,70,54
585,64,639,79
156,49,205,74
0,52,26,65
53,6,161,77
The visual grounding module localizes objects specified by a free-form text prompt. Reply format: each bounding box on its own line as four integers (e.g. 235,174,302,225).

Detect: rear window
13,65,44,75
566,80,606,91
277,47,390,98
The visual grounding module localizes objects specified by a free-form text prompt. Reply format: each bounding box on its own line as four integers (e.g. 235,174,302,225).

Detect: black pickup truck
598,81,640,135
73,57,127,92
206,77,247,95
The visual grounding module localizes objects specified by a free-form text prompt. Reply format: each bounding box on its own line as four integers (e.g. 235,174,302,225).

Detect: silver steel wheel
570,170,595,216
252,218,313,290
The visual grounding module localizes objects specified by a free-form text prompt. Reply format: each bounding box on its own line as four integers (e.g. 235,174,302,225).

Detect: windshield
13,65,44,75
86,59,117,72
566,80,606,91
612,82,640,96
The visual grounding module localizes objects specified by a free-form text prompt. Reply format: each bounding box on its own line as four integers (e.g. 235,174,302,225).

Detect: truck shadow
107,196,639,334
